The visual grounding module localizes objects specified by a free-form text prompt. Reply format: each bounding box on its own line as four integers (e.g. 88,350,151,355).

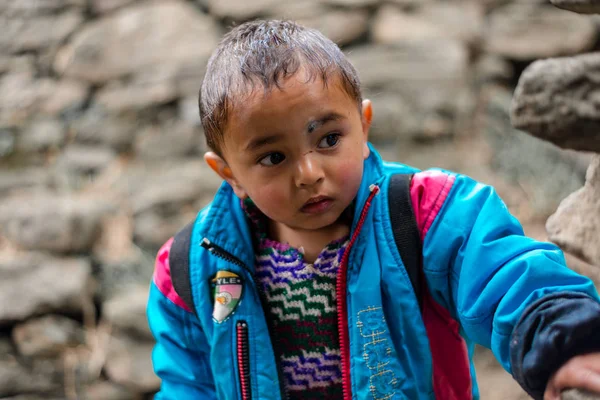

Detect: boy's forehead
231,71,351,118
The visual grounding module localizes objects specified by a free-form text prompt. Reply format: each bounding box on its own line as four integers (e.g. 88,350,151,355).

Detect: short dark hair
199,19,362,155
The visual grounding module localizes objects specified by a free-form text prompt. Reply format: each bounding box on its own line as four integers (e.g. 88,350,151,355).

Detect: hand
545,353,600,400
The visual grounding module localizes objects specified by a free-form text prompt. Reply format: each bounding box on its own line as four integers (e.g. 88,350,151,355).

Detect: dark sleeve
510,291,600,399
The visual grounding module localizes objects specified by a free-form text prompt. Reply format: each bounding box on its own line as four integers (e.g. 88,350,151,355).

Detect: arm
147,239,217,399
412,171,600,399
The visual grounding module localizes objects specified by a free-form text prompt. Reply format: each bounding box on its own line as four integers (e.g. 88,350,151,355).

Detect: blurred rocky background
1,0,600,398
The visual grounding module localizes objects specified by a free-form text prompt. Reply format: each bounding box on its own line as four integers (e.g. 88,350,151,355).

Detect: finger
572,354,600,374
544,384,560,400
552,364,600,395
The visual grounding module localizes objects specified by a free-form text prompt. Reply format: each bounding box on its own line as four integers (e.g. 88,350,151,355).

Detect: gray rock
91,211,154,299
56,144,117,176
95,68,179,111
82,380,136,400
547,156,600,266
0,168,53,195
126,161,218,247
386,0,433,6
0,68,55,126
480,85,587,217
474,54,514,85
0,338,58,397
90,0,137,14
0,127,15,158
319,0,380,6
0,193,115,253
0,10,83,53
347,42,468,136
134,209,202,249
95,246,154,301
511,53,600,152
207,0,279,19
373,4,483,48
0,252,93,324
103,285,152,339
12,315,84,358
366,91,419,142
562,389,600,399
70,106,139,150
105,333,159,392
297,8,369,46
129,161,220,215
41,80,88,116
54,1,220,86
486,4,596,60
550,0,600,14
178,95,201,127
0,0,84,16
16,119,65,153
134,120,201,160
264,1,368,46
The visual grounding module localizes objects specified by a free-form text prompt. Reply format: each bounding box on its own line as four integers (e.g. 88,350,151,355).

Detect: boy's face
206,69,372,233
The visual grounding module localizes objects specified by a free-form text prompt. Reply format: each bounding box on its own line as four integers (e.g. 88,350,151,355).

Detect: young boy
147,20,600,400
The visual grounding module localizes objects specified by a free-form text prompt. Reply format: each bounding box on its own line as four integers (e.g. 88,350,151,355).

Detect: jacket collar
197,143,385,271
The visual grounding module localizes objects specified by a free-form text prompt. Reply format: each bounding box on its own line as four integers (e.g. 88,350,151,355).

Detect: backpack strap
388,173,423,309
169,221,196,314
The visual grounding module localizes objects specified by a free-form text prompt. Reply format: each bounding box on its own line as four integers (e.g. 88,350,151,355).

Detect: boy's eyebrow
307,112,344,134
244,134,283,152
244,112,345,152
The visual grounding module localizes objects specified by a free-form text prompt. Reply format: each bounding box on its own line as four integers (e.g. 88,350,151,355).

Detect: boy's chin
293,212,348,232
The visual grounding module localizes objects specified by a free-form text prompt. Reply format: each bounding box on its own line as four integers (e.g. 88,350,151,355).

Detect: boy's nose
294,155,324,188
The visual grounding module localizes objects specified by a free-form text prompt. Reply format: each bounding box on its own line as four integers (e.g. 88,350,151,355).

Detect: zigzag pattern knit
244,199,347,399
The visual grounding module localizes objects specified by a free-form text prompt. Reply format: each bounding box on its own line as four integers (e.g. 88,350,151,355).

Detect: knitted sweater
245,200,348,399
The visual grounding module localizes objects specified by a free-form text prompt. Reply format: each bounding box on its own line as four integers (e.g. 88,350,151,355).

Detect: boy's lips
301,196,333,214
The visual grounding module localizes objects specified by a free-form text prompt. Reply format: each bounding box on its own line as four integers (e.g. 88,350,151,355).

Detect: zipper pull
202,238,216,252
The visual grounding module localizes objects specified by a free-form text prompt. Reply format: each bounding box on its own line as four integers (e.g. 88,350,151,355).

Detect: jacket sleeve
413,171,600,398
147,238,217,399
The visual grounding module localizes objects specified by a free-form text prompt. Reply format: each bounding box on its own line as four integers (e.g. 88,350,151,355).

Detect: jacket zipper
201,239,290,400
336,185,380,400
203,184,379,400
237,320,252,400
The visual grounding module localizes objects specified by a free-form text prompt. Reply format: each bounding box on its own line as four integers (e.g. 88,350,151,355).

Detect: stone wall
511,1,600,399
1,0,599,398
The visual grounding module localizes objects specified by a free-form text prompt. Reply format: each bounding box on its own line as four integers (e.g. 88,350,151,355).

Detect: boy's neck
268,219,350,263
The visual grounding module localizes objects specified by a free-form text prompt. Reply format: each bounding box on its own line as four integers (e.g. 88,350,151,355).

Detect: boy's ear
204,152,248,199
361,99,372,159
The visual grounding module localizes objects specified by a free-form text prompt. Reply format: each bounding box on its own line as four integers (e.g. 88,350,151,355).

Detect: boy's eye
259,152,285,166
318,133,340,149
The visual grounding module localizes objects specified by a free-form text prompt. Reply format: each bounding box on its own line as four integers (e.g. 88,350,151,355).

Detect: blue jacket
148,146,600,400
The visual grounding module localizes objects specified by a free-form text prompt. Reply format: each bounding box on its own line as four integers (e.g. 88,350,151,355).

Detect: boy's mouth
301,196,333,214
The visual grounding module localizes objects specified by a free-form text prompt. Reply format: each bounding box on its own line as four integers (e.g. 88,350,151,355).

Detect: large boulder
511,53,600,153
547,156,600,267
0,193,116,253
103,285,152,339
550,0,600,14
486,4,596,60
0,338,58,397
0,253,94,324
104,333,159,393
12,315,84,358
372,3,483,48
347,41,469,141
479,85,588,218
54,1,220,95
0,10,82,53
0,57,56,126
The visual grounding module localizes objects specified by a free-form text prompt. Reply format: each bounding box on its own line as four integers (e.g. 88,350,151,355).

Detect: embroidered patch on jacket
211,271,243,323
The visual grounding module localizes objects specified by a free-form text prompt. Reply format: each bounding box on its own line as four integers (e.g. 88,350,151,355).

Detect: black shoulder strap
169,221,196,314
388,173,423,309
